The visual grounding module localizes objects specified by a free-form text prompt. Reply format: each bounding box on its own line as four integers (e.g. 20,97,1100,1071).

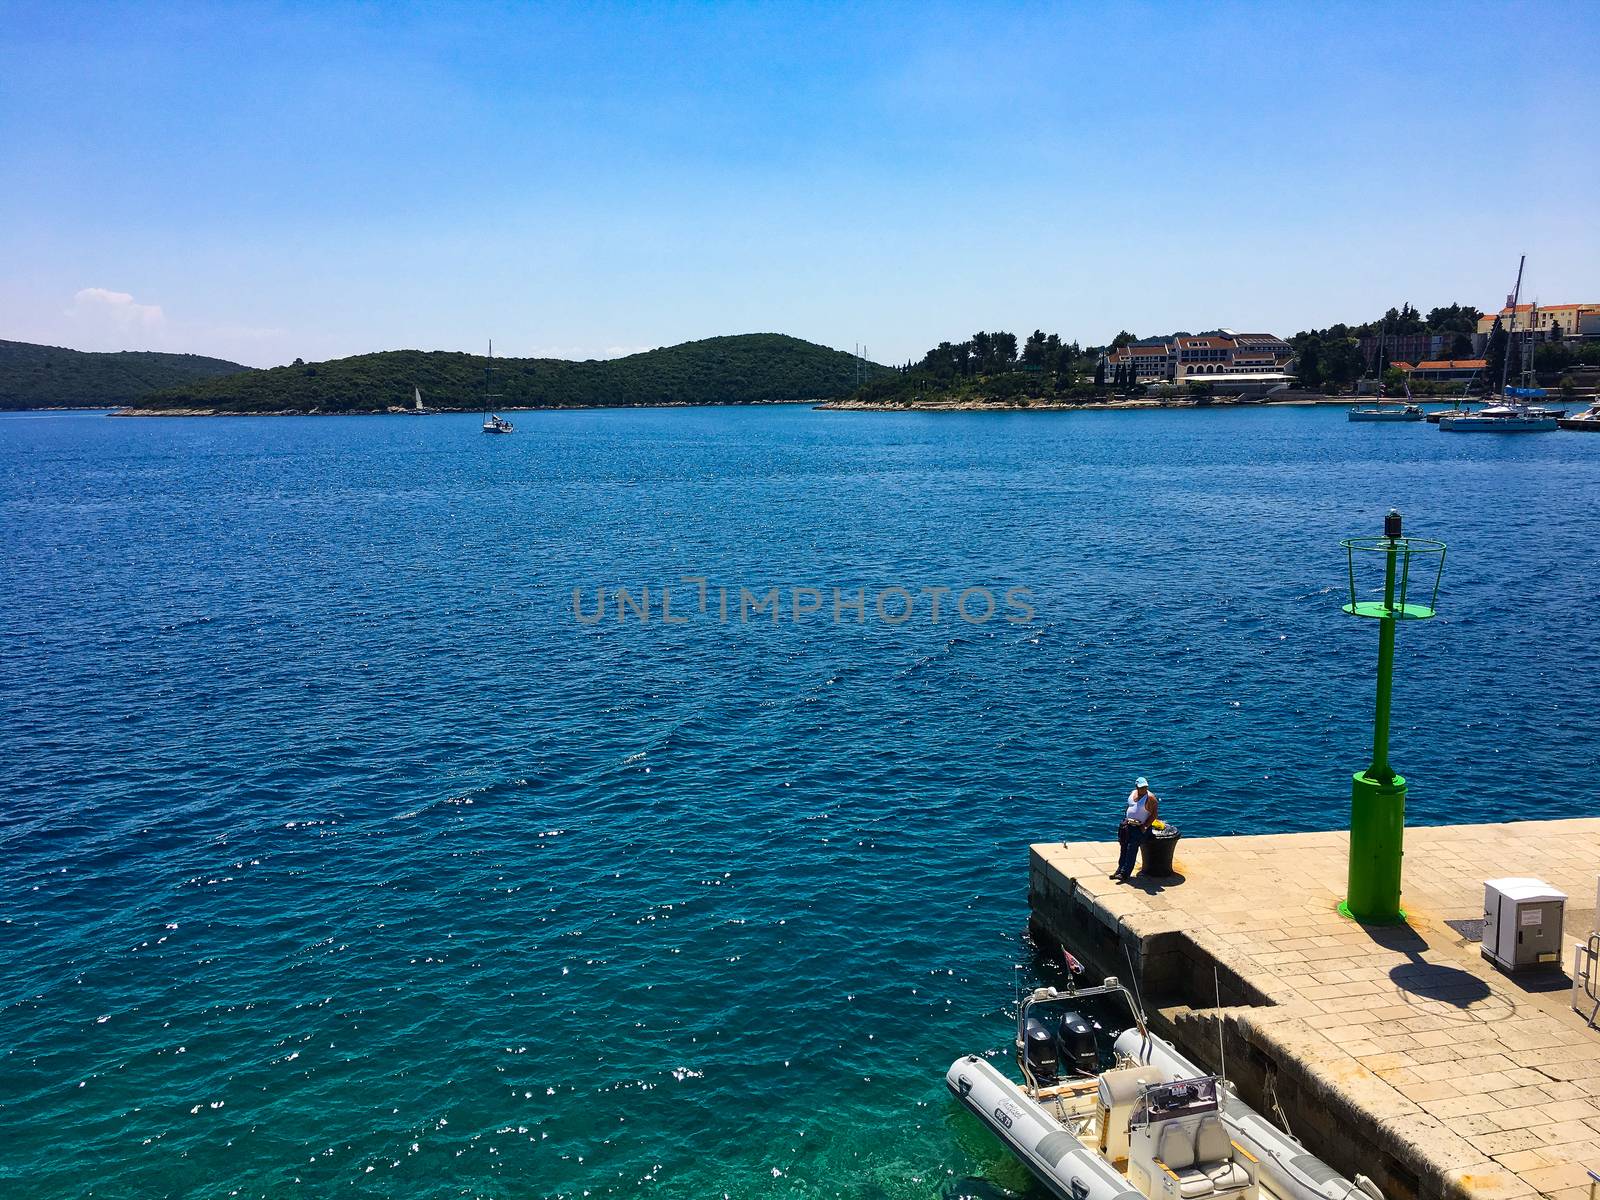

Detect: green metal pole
1341,518,1408,924
1370,540,1397,783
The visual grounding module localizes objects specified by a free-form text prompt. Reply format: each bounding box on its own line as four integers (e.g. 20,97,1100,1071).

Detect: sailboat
405,386,430,415
481,340,514,434
1348,327,1422,421
1439,258,1556,433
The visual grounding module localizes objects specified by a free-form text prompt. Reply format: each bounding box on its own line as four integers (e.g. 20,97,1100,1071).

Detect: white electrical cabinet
1483,877,1565,972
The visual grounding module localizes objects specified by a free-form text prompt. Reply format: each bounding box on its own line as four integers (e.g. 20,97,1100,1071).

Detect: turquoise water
2,404,1597,1198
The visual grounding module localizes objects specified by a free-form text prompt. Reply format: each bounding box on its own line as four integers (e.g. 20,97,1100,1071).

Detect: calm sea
2,404,1597,1199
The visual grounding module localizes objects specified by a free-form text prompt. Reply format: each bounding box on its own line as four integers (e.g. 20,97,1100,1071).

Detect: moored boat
1558,402,1600,432
1348,404,1422,422
1437,403,1557,433
1441,258,1556,433
946,975,1383,1200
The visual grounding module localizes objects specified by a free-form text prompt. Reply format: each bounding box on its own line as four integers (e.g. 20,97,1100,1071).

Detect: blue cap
1135,777,1149,789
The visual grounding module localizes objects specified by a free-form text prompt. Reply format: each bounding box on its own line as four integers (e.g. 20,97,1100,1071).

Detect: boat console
1128,1077,1258,1199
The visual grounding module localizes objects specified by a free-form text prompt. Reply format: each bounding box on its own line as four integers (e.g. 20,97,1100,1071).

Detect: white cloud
528,343,655,361
68,287,166,330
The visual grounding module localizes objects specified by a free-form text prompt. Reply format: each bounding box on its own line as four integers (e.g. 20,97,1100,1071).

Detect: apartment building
1358,333,1464,367
1475,303,1600,346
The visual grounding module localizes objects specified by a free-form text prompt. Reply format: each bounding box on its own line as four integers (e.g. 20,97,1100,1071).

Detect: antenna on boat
1214,964,1228,1090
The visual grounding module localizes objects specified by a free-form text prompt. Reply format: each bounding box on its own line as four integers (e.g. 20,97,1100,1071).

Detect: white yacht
1438,403,1556,433
947,973,1383,1200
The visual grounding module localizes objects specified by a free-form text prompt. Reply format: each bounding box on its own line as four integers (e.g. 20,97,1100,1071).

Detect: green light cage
1341,535,1446,621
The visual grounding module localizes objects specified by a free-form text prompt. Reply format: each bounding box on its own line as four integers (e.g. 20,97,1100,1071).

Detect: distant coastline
104,394,1477,417
97,334,887,416
111,397,824,417
816,391,1403,413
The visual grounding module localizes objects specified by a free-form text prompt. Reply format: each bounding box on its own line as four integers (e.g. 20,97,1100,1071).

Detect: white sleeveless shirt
1125,790,1153,823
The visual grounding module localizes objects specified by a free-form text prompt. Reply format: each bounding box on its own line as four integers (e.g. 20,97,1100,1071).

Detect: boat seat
1155,1118,1251,1197
1196,1117,1251,1191
1156,1123,1195,1170
1155,1125,1214,1197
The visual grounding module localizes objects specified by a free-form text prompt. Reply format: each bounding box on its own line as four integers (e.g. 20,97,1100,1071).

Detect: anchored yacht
480,340,515,434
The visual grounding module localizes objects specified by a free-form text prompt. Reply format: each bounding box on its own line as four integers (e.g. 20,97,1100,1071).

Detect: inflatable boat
1113,1028,1382,1200
946,975,1383,1200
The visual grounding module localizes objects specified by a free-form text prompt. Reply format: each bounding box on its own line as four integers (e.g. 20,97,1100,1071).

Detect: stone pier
1029,818,1600,1200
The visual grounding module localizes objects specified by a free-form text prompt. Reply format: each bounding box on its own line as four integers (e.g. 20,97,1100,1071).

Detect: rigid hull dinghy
946,976,1383,1200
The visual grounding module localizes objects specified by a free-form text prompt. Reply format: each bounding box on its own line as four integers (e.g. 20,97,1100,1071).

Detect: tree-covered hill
132,334,887,412
0,340,251,409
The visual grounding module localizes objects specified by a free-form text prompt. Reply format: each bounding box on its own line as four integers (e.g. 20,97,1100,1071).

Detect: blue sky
2,1,1595,367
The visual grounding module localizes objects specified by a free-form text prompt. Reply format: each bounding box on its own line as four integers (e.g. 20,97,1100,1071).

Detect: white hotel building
1105,330,1295,391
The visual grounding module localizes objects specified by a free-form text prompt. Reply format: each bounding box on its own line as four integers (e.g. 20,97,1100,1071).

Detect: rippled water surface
3,404,1597,1198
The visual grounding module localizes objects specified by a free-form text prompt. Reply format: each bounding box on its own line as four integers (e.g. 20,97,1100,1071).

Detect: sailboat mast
1500,255,1525,397
1377,322,1386,396
1524,303,1536,388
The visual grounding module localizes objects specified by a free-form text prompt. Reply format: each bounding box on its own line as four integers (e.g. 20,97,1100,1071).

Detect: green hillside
134,334,887,413
0,340,251,409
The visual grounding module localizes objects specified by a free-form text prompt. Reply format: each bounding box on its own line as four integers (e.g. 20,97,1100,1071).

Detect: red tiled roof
1488,303,1598,316
1413,359,1485,370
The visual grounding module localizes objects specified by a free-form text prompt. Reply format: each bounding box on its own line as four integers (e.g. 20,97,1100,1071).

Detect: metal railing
1583,934,1600,1030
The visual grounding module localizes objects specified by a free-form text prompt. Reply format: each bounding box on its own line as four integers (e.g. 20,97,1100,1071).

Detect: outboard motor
1056,1011,1097,1075
1023,1017,1059,1085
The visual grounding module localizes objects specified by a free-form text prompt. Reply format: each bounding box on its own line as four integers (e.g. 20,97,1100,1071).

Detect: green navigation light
1337,511,1446,924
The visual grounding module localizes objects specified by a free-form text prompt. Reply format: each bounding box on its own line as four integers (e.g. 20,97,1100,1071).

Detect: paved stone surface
1032,819,1600,1200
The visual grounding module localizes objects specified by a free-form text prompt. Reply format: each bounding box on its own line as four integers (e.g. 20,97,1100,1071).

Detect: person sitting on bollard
1110,776,1159,882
